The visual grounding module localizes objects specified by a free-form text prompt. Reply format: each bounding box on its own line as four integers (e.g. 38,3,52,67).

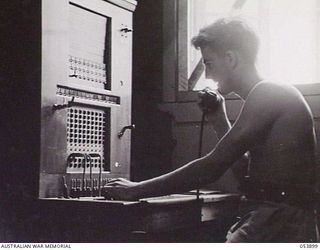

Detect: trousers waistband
242,179,318,210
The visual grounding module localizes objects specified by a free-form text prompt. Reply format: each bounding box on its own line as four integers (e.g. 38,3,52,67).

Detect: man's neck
233,68,262,100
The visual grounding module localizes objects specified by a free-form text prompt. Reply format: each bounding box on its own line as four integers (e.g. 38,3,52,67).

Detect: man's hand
198,87,222,113
101,178,140,201
198,88,231,138
198,88,228,124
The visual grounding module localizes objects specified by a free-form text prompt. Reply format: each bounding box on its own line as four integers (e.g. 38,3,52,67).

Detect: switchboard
40,0,137,198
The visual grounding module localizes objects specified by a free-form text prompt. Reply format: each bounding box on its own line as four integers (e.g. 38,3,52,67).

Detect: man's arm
104,83,282,200
133,83,280,198
205,97,249,185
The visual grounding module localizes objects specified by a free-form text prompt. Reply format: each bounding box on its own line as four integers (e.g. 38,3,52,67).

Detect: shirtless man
103,18,319,242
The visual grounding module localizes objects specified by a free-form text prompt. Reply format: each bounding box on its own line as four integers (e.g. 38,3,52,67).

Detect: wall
131,0,175,181
0,0,41,200
159,98,244,192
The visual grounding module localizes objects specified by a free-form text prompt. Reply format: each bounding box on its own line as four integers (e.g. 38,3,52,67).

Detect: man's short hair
191,18,259,64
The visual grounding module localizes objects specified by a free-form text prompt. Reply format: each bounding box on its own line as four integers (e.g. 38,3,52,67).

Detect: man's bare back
247,82,316,188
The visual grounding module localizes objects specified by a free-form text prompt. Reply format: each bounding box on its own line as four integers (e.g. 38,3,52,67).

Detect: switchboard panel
68,3,111,89
40,0,137,198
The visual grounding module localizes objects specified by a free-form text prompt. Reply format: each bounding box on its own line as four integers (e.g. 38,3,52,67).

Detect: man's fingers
106,178,123,183
103,180,129,188
102,186,127,200
104,182,121,187
103,190,114,200
102,186,118,199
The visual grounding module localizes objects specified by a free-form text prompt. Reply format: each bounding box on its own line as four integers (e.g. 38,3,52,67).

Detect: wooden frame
162,0,320,104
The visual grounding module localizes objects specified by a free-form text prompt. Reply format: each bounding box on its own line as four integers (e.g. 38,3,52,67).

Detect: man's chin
217,86,232,95
217,84,227,95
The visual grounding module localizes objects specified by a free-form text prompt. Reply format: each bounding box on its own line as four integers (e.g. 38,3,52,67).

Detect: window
180,0,320,91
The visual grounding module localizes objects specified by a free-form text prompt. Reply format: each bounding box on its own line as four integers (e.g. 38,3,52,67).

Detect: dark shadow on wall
0,0,41,201
131,0,176,181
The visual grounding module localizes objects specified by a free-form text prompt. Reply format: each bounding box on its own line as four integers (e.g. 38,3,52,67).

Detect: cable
197,111,207,201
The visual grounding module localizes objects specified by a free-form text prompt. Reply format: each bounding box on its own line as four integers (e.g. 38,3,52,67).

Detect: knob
120,28,133,33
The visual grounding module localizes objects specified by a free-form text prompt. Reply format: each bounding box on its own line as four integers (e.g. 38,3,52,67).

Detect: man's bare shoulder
250,81,298,97
237,81,306,128
246,81,303,109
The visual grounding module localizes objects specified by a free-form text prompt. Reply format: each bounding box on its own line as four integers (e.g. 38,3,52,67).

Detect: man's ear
224,50,238,70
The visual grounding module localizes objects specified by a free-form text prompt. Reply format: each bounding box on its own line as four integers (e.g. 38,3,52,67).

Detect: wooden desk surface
0,193,240,242
41,193,241,233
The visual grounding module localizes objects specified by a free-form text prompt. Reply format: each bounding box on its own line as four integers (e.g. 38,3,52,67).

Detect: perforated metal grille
67,106,109,172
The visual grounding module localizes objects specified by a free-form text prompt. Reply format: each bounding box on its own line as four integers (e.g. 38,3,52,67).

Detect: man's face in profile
201,46,233,95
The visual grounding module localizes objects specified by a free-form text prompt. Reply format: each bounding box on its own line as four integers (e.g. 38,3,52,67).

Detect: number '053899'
300,244,318,248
